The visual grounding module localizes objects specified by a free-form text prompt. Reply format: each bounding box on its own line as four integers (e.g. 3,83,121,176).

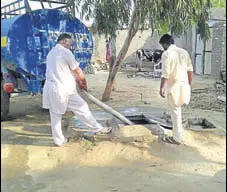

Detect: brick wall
221,23,226,72
211,22,226,79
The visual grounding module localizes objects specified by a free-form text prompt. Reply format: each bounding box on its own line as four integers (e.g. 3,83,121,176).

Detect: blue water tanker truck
1,0,93,120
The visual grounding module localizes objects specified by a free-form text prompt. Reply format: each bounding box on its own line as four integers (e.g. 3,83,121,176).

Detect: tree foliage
77,0,132,38
77,0,212,41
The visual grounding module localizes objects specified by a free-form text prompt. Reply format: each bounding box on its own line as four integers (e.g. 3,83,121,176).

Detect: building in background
92,8,226,81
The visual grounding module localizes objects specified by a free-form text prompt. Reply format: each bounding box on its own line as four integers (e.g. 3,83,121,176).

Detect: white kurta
42,44,79,114
161,44,193,107
42,44,104,146
161,44,193,142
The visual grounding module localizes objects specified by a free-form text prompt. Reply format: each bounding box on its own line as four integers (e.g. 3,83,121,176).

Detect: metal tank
1,2,93,119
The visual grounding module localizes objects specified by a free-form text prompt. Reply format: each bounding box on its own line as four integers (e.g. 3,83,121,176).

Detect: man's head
159,34,174,50
57,33,73,50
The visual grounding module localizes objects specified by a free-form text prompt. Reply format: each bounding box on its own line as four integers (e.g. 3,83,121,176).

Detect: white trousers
49,93,103,146
167,94,183,142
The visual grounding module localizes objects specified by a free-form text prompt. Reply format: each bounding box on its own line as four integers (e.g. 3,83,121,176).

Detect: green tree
76,0,212,101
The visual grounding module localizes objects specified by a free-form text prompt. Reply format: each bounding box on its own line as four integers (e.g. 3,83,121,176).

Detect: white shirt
42,44,79,114
161,44,193,106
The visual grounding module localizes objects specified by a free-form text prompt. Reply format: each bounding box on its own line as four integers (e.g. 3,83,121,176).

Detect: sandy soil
1,69,226,192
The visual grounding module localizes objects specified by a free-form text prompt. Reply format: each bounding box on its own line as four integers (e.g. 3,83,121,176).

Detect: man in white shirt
159,34,193,145
42,33,111,146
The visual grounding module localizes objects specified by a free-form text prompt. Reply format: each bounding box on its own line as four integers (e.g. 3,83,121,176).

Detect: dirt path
1,70,226,192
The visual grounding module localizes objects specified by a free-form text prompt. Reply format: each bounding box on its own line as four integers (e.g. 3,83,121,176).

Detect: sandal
82,127,113,137
161,136,181,145
72,128,93,132
93,127,112,135
72,127,112,135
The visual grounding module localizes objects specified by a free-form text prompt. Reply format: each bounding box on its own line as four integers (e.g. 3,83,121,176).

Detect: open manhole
124,114,172,129
187,118,216,131
125,114,151,125
67,113,172,137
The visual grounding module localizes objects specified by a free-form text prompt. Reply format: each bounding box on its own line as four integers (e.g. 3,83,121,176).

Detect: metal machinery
1,0,94,119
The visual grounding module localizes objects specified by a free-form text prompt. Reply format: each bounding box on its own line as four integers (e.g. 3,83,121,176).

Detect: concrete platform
64,106,219,142
64,107,169,142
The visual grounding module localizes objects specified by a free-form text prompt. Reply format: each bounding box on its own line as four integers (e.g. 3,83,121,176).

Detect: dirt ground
1,68,226,192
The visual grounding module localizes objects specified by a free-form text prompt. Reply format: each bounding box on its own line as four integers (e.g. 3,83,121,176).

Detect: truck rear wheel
1,82,10,121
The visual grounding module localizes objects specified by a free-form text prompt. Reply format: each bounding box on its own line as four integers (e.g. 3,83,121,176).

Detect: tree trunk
109,35,116,72
109,35,117,91
102,4,140,101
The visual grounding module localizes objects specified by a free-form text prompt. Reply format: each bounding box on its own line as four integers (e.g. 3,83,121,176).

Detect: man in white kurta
159,34,193,145
42,33,110,146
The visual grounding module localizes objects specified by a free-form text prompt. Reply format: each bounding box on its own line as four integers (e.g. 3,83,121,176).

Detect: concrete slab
64,107,169,142
64,106,220,143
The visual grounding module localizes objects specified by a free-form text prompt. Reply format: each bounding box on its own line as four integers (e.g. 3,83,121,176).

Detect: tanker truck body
1,6,94,119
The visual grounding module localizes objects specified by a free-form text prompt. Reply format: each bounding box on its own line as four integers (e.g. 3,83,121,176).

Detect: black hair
57,33,72,43
159,34,174,44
